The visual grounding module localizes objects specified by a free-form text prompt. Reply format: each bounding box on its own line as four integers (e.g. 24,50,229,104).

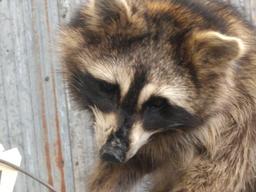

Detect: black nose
100,136,128,163
100,145,125,163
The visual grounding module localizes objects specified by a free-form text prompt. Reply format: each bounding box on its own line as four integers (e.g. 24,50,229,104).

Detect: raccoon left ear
85,0,145,35
189,31,245,65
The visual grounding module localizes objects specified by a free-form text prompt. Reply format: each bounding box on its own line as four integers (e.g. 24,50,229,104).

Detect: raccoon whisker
167,123,184,129
70,83,82,92
163,125,186,134
71,75,85,87
170,128,185,134
73,80,84,88
71,73,83,82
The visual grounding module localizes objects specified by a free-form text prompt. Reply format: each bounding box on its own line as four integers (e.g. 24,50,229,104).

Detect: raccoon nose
100,135,128,163
100,144,125,163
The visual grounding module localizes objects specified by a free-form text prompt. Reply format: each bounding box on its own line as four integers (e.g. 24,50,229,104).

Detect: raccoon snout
100,135,128,163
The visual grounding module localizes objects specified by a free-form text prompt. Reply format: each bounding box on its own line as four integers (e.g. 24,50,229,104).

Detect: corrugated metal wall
0,0,255,191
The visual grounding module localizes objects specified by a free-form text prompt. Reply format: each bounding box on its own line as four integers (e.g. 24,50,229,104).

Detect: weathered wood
0,0,255,191
0,0,76,191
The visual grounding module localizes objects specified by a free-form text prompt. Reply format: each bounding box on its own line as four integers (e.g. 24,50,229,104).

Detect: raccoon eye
144,97,168,111
71,71,121,112
98,80,118,94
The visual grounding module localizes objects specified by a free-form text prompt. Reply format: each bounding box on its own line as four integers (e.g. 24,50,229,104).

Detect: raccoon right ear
188,31,246,66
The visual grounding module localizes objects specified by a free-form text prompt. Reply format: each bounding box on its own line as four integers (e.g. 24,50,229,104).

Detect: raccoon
59,0,256,191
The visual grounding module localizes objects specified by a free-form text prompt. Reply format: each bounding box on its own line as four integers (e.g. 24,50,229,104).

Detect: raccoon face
61,0,245,163
70,60,202,163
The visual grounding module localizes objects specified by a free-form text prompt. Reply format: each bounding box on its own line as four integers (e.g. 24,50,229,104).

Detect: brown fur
59,0,256,191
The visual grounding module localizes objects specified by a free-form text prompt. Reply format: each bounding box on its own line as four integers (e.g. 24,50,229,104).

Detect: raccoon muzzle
100,131,129,163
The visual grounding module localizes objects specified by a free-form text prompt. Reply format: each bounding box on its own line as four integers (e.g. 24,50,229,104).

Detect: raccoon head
60,0,246,163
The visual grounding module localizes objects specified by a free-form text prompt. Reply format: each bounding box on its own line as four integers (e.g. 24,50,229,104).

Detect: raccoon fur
59,0,256,191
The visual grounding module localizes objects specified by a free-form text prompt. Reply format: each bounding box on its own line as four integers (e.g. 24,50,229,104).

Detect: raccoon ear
85,0,143,35
189,31,245,65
